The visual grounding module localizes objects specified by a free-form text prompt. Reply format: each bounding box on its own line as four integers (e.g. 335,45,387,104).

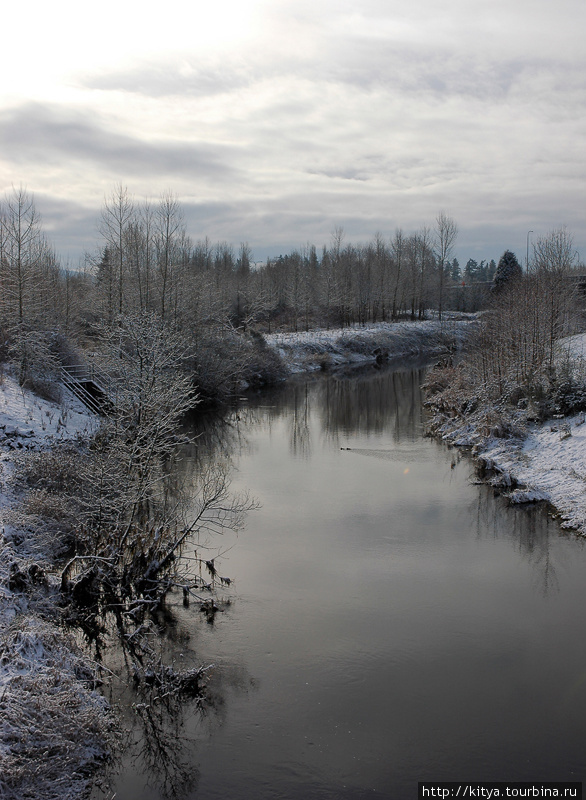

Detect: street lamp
526,230,533,270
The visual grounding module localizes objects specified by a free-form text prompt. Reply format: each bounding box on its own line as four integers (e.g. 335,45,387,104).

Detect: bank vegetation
424,230,586,467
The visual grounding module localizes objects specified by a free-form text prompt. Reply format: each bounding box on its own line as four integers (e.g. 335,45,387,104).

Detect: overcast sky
1,0,585,266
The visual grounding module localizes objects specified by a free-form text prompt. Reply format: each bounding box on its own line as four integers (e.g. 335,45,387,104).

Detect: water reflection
233,361,429,461
95,361,586,799
472,482,585,597
318,365,426,440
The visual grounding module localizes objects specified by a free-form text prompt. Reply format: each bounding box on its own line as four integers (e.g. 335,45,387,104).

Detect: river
92,361,586,799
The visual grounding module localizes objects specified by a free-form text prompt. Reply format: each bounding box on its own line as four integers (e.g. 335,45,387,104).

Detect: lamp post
526,230,533,271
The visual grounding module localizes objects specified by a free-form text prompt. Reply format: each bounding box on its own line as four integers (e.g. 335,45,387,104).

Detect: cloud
81,61,254,99
0,103,240,183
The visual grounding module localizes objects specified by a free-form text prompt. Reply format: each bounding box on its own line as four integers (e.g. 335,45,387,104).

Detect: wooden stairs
60,364,114,415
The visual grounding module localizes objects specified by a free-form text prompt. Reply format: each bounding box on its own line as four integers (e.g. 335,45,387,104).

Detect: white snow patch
265,317,474,373
460,332,586,534
480,411,586,532
0,372,96,449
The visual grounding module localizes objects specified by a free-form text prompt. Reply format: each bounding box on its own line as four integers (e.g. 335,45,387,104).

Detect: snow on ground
0,371,96,510
0,372,95,449
446,332,586,535
0,373,109,800
265,315,475,373
480,410,586,531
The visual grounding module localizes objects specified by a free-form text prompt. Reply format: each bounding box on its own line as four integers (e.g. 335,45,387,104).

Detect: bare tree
155,192,184,321
99,185,135,319
532,226,579,276
434,212,458,321
531,227,580,370
390,229,406,320
0,188,54,326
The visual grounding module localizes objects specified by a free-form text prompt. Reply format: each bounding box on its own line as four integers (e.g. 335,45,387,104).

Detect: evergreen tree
493,250,522,292
464,259,478,283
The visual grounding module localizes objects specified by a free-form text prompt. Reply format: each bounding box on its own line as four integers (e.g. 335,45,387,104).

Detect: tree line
1,185,583,398
0,186,465,340
91,191,465,330
425,228,585,446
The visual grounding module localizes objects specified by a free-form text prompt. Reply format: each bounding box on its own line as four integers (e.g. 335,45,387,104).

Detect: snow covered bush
0,617,115,800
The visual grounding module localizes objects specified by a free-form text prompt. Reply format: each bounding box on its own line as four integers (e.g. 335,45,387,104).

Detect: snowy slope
0,371,97,515
455,333,586,535
0,373,109,799
265,316,474,372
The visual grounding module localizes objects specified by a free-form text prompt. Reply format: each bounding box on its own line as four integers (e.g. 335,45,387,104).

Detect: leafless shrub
17,443,85,494
22,488,74,522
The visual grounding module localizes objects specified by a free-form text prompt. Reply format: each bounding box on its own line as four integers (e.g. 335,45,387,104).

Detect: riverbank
426,332,586,535
264,315,475,373
0,373,114,800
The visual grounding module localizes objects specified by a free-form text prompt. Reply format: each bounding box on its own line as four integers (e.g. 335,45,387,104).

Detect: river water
94,361,586,800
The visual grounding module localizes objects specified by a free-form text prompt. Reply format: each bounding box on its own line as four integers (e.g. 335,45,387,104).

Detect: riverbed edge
423,373,586,538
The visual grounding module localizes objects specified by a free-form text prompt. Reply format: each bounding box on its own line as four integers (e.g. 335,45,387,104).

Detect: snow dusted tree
60,311,254,612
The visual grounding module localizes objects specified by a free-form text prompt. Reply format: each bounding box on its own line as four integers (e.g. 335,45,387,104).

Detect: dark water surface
95,363,586,800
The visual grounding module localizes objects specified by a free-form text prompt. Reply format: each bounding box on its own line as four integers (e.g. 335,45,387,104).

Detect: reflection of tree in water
472,483,586,597
90,600,254,800
289,381,312,458
127,654,255,800
181,407,253,467
217,363,431,459
129,679,206,799
318,365,427,441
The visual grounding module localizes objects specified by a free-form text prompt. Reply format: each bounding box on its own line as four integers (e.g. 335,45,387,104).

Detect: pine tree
493,250,522,292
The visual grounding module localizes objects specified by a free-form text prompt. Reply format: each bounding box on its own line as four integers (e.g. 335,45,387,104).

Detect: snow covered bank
0,373,112,799
0,372,96,451
429,332,586,536
479,410,586,531
265,316,476,374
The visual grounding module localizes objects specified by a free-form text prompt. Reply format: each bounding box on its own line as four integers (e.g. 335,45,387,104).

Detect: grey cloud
31,194,101,263
79,39,580,119
0,103,240,182
306,167,369,181
81,62,254,99
319,39,538,103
